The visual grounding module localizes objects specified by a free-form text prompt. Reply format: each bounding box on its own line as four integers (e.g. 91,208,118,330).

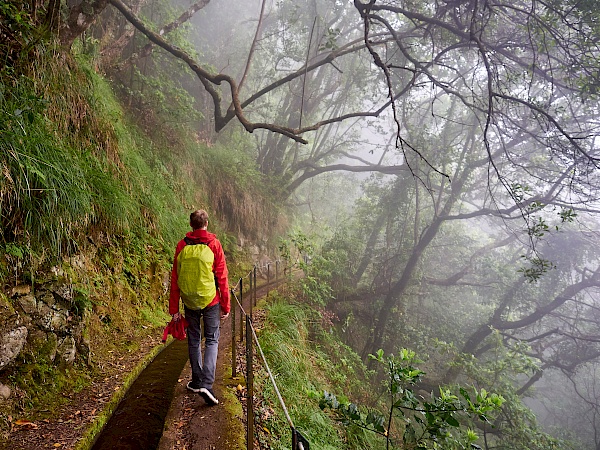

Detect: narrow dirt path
158,279,282,450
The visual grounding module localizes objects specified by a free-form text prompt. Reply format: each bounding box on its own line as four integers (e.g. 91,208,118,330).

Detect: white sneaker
199,387,219,405
186,381,201,393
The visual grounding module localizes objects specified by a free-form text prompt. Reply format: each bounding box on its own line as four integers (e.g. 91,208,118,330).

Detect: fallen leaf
14,419,38,430
53,443,62,448
15,419,33,425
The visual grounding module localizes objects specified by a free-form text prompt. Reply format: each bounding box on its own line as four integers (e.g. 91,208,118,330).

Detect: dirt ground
4,279,279,450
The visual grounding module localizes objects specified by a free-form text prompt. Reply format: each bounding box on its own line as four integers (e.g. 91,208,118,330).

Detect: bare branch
109,0,308,144
238,0,267,93
139,0,211,60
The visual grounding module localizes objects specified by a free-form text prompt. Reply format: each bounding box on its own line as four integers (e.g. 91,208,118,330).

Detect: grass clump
255,295,379,450
0,47,193,278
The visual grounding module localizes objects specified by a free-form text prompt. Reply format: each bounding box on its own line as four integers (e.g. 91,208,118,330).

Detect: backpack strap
184,236,209,246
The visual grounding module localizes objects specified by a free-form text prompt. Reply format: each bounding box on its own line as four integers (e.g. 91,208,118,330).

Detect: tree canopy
11,0,596,204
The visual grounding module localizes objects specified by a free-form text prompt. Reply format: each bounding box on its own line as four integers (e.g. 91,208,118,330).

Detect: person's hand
172,311,182,321
221,311,230,320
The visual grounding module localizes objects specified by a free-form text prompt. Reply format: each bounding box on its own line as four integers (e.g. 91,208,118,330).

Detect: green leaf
446,415,460,427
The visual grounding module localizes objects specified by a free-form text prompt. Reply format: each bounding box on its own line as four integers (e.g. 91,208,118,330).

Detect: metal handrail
229,262,309,450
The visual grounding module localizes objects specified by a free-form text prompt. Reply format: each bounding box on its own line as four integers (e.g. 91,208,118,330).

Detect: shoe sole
186,383,201,393
199,387,219,405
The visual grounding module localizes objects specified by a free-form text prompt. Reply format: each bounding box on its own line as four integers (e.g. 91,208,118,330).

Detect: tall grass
0,28,287,446
0,76,93,257
256,296,381,449
0,49,194,274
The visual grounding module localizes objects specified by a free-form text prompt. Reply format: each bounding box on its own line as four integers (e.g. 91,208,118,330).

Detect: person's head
190,209,209,230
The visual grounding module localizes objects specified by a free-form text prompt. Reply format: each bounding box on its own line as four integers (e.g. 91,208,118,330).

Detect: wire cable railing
229,263,310,450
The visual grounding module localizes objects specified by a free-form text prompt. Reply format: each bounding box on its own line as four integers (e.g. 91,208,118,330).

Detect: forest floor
4,278,280,450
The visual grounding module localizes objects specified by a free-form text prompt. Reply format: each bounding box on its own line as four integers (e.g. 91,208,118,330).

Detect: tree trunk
60,0,111,48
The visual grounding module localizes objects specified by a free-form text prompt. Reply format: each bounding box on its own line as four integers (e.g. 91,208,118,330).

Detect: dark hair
190,209,209,229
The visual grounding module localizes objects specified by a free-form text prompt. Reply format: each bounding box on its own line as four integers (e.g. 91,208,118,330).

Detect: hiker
169,209,230,406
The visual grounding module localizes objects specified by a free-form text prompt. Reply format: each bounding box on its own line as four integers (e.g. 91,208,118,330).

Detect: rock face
0,383,11,399
0,383,12,400
56,336,77,366
0,326,28,371
1,281,89,373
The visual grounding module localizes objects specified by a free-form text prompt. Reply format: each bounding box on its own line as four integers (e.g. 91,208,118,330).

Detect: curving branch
115,0,212,68
238,0,267,93
60,0,111,47
109,0,309,143
493,92,600,165
286,162,409,194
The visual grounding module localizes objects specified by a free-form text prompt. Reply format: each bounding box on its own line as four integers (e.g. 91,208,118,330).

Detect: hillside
0,31,285,448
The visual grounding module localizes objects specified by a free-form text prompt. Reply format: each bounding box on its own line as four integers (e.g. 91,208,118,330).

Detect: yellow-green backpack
176,237,217,310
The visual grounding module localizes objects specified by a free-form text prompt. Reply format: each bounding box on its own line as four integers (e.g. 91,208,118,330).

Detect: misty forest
2,0,600,449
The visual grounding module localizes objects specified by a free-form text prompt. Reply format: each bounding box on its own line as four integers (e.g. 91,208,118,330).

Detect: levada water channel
90,339,189,450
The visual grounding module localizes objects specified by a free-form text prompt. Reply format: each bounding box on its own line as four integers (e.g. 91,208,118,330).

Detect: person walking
169,209,230,406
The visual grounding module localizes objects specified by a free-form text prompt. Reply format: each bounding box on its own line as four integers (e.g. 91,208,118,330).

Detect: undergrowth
255,294,380,450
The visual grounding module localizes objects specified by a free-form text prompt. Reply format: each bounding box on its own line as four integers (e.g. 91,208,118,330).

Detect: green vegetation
319,348,504,449
0,20,276,443
3,0,600,448
255,232,581,449
255,293,504,449
255,295,379,449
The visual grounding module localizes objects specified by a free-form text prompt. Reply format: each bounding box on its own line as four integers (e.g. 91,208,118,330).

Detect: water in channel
90,339,189,450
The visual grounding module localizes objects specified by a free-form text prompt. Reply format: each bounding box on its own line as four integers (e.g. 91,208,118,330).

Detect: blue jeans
184,303,220,390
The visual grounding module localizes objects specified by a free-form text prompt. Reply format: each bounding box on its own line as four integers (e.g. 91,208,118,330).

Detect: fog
99,0,600,447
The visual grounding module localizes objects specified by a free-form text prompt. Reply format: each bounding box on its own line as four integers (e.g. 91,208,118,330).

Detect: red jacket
169,229,230,315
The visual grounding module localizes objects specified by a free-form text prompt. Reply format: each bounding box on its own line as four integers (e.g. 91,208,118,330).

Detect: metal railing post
231,288,236,377
267,263,271,286
250,281,253,320
292,428,309,449
248,267,253,319
249,265,253,295
239,277,244,343
246,316,254,450
253,266,257,307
